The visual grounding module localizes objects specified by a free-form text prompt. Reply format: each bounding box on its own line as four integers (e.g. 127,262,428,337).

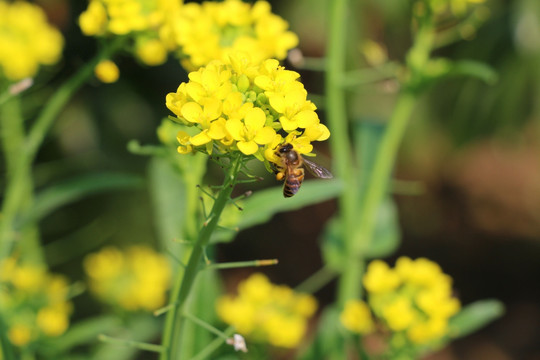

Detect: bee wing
303,158,333,179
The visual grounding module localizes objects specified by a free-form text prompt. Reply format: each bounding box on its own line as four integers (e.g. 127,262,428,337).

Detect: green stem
98,334,164,353
182,312,228,340
326,0,364,308
26,37,126,160
0,37,125,262
0,312,16,360
352,90,417,255
160,155,244,360
0,97,40,263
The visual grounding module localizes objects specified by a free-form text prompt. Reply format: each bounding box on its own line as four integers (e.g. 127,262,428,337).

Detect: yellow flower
408,317,449,344
79,0,182,67
168,0,298,70
166,53,330,167
8,324,33,346
226,107,275,154
356,257,462,347
363,260,401,294
340,300,374,334
382,297,418,331
0,0,64,81
0,258,73,347
136,38,168,66
216,273,317,348
84,246,171,311
36,305,71,337
94,60,120,83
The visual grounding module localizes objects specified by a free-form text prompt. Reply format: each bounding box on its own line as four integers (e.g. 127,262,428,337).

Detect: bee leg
276,172,285,181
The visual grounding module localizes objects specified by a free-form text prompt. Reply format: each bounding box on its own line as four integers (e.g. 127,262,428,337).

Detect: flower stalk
0,37,126,263
160,154,244,360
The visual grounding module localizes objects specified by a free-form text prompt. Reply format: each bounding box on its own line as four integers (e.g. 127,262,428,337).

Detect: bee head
278,143,294,154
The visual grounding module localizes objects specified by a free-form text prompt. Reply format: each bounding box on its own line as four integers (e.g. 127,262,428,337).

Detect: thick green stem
325,0,368,310
0,97,41,263
352,91,417,255
160,155,243,360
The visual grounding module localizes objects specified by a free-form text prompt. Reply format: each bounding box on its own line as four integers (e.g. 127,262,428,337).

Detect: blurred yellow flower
0,258,73,348
216,273,317,348
94,60,120,83
342,257,461,347
84,246,171,311
79,0,182,66
0,0,64,81
167,0,298,71
166,53,329,168
340,300,374,334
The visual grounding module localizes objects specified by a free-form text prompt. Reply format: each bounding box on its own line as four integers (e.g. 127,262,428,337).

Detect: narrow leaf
21,173,143,225
211,179,343,243
448,299,505,339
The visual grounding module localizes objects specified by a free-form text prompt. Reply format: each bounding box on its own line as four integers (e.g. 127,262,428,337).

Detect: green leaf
299,306,346,360
448,299,505,339
148,157,187,248
20,173,143,226
422,58,498,86
41,316,120,355
321,216,345,271
91,315,161,360
211,179,343,243
354,120,401,258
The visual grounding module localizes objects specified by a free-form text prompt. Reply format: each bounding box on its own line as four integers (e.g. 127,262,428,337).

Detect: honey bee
274,143,333,198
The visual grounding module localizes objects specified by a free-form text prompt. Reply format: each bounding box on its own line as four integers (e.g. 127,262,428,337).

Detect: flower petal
279,116,298,131
237,140,258,155
254,126,276,145
190,130,212,145
294,110,318,128
244,107,266,130
181,102,203,123
208,118,227,139
225,119,244,140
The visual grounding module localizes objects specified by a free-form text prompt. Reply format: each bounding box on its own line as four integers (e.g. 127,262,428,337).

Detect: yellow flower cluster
84,246,171,311
340,257,461,345
166,53,329,166
168,0,298,71
0,258,72,347
0,1,64,81
79,0,182,67
216,273,317,348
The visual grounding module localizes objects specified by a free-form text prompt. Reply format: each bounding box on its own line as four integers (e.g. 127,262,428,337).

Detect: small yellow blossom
79,0,182,66
363,260,401,294
8,324,33,346
136,38,168,66
168,0,298,71
84,246,171,311
94,60,120,83
216,273,317,348
0,0,64,81
0,258,73,348
36,306,70,337
340,300,374,334
166,53,330,168
342,257,462,349
382,297,418,331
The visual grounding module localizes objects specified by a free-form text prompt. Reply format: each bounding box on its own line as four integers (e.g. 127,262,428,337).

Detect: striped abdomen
283,168,305,197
